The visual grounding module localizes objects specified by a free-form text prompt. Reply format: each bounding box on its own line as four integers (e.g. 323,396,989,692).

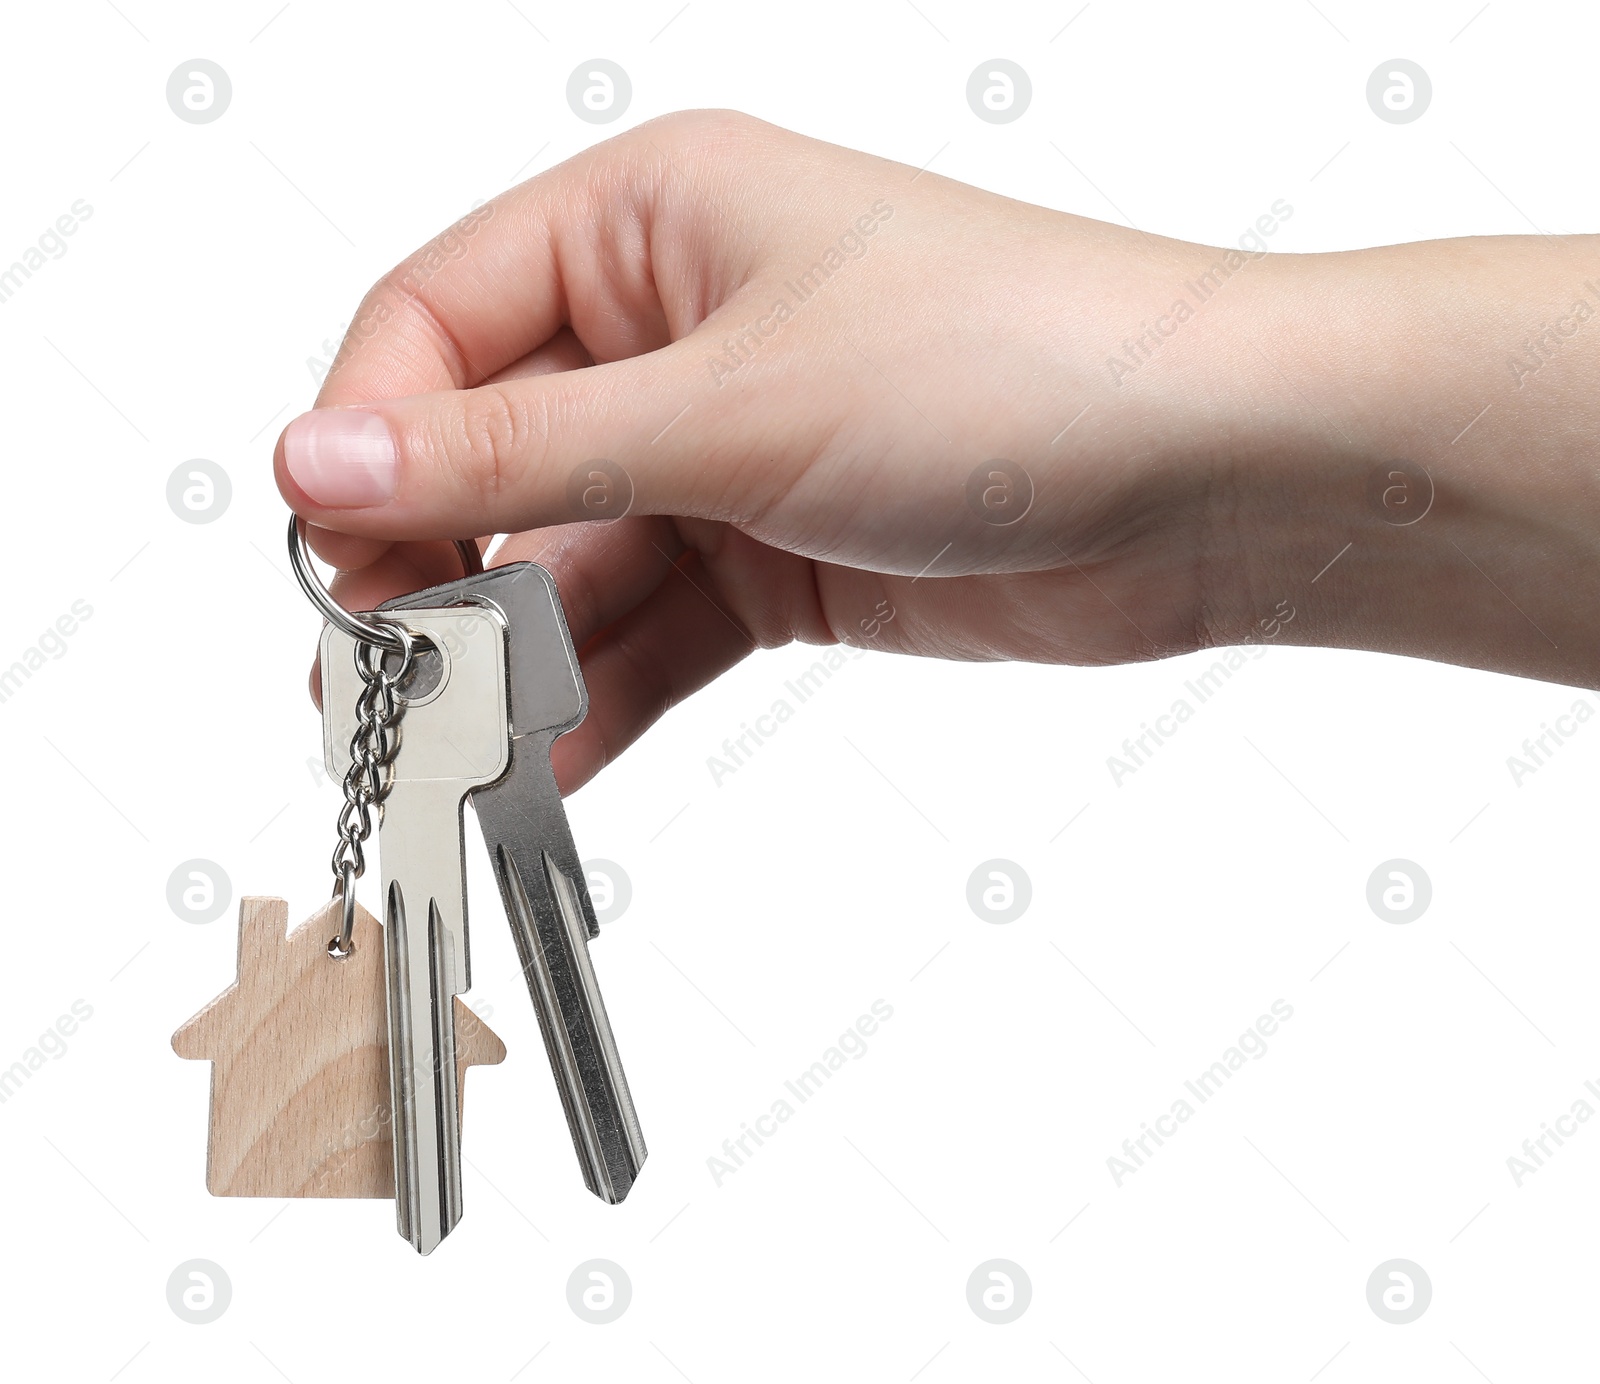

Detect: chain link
327,622,415,955
290,515,482,960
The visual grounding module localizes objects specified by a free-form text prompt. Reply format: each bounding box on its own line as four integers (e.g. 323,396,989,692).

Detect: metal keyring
329,859,358,960
287,515,484,650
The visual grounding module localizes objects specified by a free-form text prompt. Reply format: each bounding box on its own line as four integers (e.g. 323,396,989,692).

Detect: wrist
1199,235,1600,685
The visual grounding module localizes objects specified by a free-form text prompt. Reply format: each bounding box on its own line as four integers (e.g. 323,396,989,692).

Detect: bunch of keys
173,520,646,1254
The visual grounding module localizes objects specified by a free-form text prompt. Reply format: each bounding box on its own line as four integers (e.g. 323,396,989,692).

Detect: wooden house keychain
171,896,504,1198
173,518,647,1253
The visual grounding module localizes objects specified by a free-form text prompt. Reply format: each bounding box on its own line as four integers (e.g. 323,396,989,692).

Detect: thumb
274,338,787,538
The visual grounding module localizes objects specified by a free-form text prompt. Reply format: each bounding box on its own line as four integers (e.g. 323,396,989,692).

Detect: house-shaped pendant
172,896,504,1198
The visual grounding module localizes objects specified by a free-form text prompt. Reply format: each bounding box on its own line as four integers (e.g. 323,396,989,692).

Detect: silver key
384,564,647,1203
322,606,511,1253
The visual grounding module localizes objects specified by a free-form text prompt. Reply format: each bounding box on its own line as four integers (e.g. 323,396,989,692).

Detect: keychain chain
287,515,482,960
327,623,415,958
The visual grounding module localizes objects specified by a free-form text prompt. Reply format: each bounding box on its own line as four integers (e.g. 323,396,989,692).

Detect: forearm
1198,234,1600,686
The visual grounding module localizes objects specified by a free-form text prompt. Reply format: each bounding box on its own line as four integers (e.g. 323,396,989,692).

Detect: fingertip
271,424,299,506
279,408,399,510
550,724,602,797
274,418,395,570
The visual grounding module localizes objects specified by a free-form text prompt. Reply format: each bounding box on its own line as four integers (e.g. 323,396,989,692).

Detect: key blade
386,881,462,1254
321,606,511,1255
478,745,647,1202
540,850,647,1198
377,781,474,995
380,566,648,1201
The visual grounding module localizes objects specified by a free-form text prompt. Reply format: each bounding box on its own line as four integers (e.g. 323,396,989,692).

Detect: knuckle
361,267,419,329
609,624,675,723
445,384,546,504
325,279,404,375
696,108,766,142
553,563,603,653
626,108,768,164
634,107,745,139
367,264,409,308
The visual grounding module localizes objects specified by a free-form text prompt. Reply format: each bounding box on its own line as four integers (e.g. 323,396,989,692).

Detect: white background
1,0,1595,1379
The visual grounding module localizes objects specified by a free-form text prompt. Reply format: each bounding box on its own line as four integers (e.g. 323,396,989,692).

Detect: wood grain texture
171,896,504,1198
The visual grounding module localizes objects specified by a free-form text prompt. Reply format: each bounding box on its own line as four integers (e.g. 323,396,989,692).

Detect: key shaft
323,606,510,1253
384,564,648,1202
478,750,647,1201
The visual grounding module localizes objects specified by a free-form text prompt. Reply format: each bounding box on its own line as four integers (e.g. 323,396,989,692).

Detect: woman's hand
277,109,1600,792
